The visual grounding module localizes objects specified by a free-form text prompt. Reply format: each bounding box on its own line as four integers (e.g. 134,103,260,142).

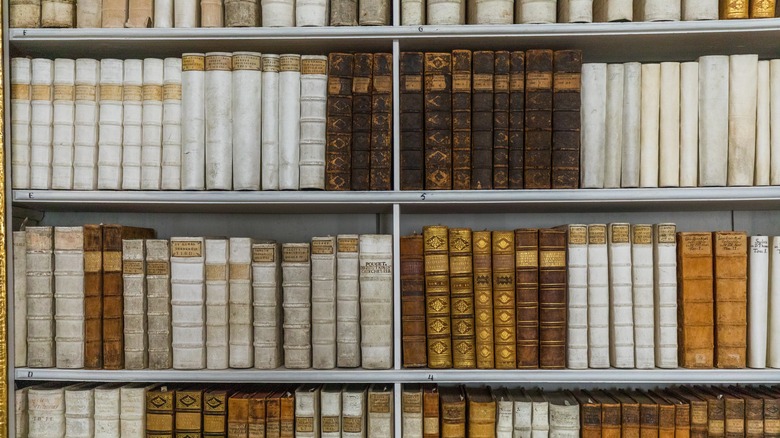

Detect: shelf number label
27,371,33,378
420,192,427,201
27,192,34,199
427,374,434,381
418,26,424,32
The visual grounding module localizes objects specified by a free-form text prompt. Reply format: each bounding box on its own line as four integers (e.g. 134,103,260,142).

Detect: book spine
621,62,641,187
261,0,294,25
252,241,283,369
282,242,312,368
466,388,496,437
161,57,182,190
371,53,393,191
30,58,54,189
604,63,624,188
351,53,373,191
11,0,41,27
721,0,748,17
154,0,173,26
326,53,354,191
471,50,494,190
451,50,472,190
360,234,394,369
146,239,172,369
96,58,123,190
174,0,200,26
587,224,610,368
653,225,678,368
508,51,525,189
608,223,635,368
311,236,338,369
232,52,262,190
402,0,425,24
321,385,343,438
83,224,103,369
13,231,27,367
473,231,495,369
756,60,771,186
423,225,453,368
146,388,175,437
639,63,661,188
727,54,759,187
424,52,453,190
28,387,66,438
659,62,681,187
171,237,207,369
750,0,776,16
229,237,254,368
423,385,440,438
552,50,582,189
94,385,121,436
403,385,424,438
677,232,715,368
299,55,328,190
539,228,567,369
682,0,718,19
342,386,367,438
53,226,85,369
102,226,126,369
181,53,206,190
698,55,729,186
295,386,321,438
121,59,143,190
493,230,517,369
140,58,164,190
51,58,75,189
225,0,259,25
631,225,655,369
367,385,394,437
558,0,593,21
749,235,770,368
102,0,128,26
713,231,748,368
358,0,391,23
261,54,281,190
636,0,681,20
65,386,94,438
200,0,223,26
679,61,699,187
401,235,428,368
493,51,510,189
120,385,153,437
515,228,539,369
516,0,557,22
123,239,147,370
449,228,476,369
204,390,228,437
337,235,361,367
279,54,302,190
580,63,606,188
205,238,229,370
204,52,233,190
330,0,357,24
565,225,588,369
11,58,32,189
175,389,203,437
400,52,425,191
474,0,513,22
127,0,154,26
26,226,55,368
296,0,327,27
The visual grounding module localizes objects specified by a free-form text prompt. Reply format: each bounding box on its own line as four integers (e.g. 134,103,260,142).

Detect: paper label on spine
232,54,261,71
343,417,362,433
75,85,97,101
124,85,142,101
205,55,232,71
373,76,392,93
296,417,314,433
206,264,226,281
568,226,586,245
610,225,630,244
312,239,334,255
283,246,309,262
338,238,358,253
262,57,280,72
404,76,422,91
426,75,446,91
171,240,203,257
301,58,327,75
182,55,206,71
554,73,580,91
11,84,30,99
540,251,565,268
229,264,250,280
143,85,163,101
473,74,493,91
369,393,391,413
495,75,509,92
31,85,52,100
452,73,470,92
53,85,74,100
681,234,711,255
163,84,182,100
657,225,676,244
516,250,538,267
526,72,553,90
510,74,525,91
147,261,170,275
322,416,339,432
588,226,606,245
632,226,652,245
123,260,144,275
280,55,301,72
101,85,123,101
252,247,275,263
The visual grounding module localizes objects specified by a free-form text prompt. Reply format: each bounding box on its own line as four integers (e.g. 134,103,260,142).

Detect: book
441,386,467,437
261,54,281,190
467,387,496,438
26,226,55,368
721,0,748,17
96,59,123,190
120,383,156,437
564,225,588,369
102,0,128,26
473,230,495,369
368,384,393,438
423,384,440,438
28,384,66,438
65,384,95,438
13,231,27,367
296,385,321,438
682,0,718,19
667,388,707,438
174,0,199,26
648,391,676,438
516,0,557,22
495,388,513,438
659,62,681,187
639,63,661,188
424,52,453,190
330,0,357,24
451,49,472,190
122,239,147,369
587,224,610,368
358,0,390,24
631,391,660,438
181,53,206,190
427,0,464,24
631,224,655,369
698,55,729,186
604,63,624,188
10,0,41,27
552,50,582,189
750,0,776,16
342,385,367,438
53,226,85,369
621,62,641,188
231,52,262,191
471,50,495,189
449,228,476,368
205,238,229,370
29,58,53,189
423,225,452,368
573,390,601,438
51,58,75,189
204,388,229,437
529,388,550,438
539,228,567,369
402,0,425,23
508,51,525,189
713,231,748,368
493,51,510,189
401,234,427,368
371,53,393,191
261,0,294,25
266,390,283,437
282,243,312,368
299,55,328,190
121,59,143,190
72,58,101,189
580,63,606,188
677,232,715,368
83,224,104,369
277,53,302,190
204,52,233,190
228,392,251,437
146,239,172,369
609,390,640,438
94,383,122,436
126,0,153,26
548,391,581,438
559,0,593,21
337,235,361,367
658,390,692,438
608,223,635,368
171,236,206,369
321,384,343,438
510,388,532,438
727,54,759,186
146,386,175,438
680,61,698,187
250,242,282,375
154,0,173,26
360,234,393,369
325,52,354,191
756,60,771,185
749,235,770,368
403,384,423,438
654,224,678,368
725,386,762,438
635,0,681,20
229,237,254,368
311,236,337,369
140,58,163,190
161,57,182,190
176,388,203,437
223,0,256,25
351,52,372,191
515,228,539,369
690,387,728,438
400,52,425,191
770,236,780,368
493,230,516,369
524,49,554,189
11,58,31,189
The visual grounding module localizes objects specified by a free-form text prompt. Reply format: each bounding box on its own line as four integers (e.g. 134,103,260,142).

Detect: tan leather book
424,225,453,368
709,387,745,438
280,390,295,438
750,0,776,17
646,391,676,438
466,387,496,438
572,390,601,438
203,389,229,437
588,390,621,438
228,392,251,438
84,224,104,369
423,384,440,438
146,386,175,438
473,231,495,369
440,386,466,438
451,49,472,190
677,232,715,368
713,231,748,368
449,228,476,368
539,228,567,369
666,387,708,438
401,234,427,368
721,0,748,18
726,386,763,438
424,52,453,190
756,386,780,438
493,230,517,369
249,389,273,438
515,228,539,368
686,386,725,438
403,384,423,438
657,390,691,438
266,390,282,438
176,387,204,437
609,389,640,438
628,391,659,438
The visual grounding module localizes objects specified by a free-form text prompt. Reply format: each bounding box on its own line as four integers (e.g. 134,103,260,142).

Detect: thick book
473,230,495,369
28,384,66,438
452,50,472,190
299,55,328,190
677,232,715,368
29,58,53,190
342,385,367,438
41,0,74,27
204,388,229,437
252,240,282,369
64,383,95,438
224,0,257,25
337,235,361,367
635,0,681,20
367,384,393,438
175,388,203,437
53,226,85,369
146,387,175,438
400,52,425,191
204,53,234,190
171,236,207,370
321,384,343,438
698,55,729,186
604,63,624,188
358,0,390,24
229,237,255,368
667,387,708,438
608,223,635,368
423,225,453,368
401,0,424,23
493,51,511,189
296,385,321,438
552,50,582,189
51,58,75,189
580,63,606,188
539,228,567,369
228,392,251,437
371,53,393,191
123,239,147,369
351,53,372,191
449,228,476,368
161,57,182,190
181,53,206,190
403,384,423,438
524,49,554,189
11,58,31,189
548,391,581,438
146,239,173,369
471,50,495,190
83,224,103,369
205,238,229,370
423,384,440,438
120,383,156,437
13,231,27,367
466,387,496,438
96,59,123,190
311,236,337,369
94,383,123,436
494,388,513,438
10,0,41,27
424,52,453,190
587,224,610,368
325,53,354,191
573,390,601,438
26,226,55,368
654,224,678,368
657,390,692,438
401,234,427,368
727,54,759,187
713,231,748,368
564,225,588,369
631,224,655,369
140,58,164,190
749,235,770,368
330,0,357,24
441,386,467,438
515,228,539,369
282,243,312,368
231,52,262,191
647,391,676,438
493,230,517,369
593,390,622,438
508,51,525,189
121,59,143,190
559,0,593,21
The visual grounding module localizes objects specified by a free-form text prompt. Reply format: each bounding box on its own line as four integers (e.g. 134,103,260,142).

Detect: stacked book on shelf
15,226,393,370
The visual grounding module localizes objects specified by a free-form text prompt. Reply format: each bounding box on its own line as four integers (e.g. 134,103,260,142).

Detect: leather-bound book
473,231,495,369
280,390,296,438
424,52,453,190
471,51,494,190
493,230,517,369
756,386,780,438
326,53,354,191
713,231,748,368
423,225,453,368
628,390,659,438
423,384,440,438
686,386,725,438
508,51,525,189
725,386,762,438
524,49,554,189
401,234,427,368
666,387,708,438
441,386,466,438
677,232,715,368
351,53,372,191
646,391,676,438
228,392,251,437
750,0,775,17
266,390,282,438
657,390,691,438
146,386,175,438
400,52,425,191
466,387,496,438
451,50,472,190
710,387,745,438
493,51,511,189
588,390,621,438
203,389,229,437
539,228,567,369
84,224,104,369
449,228,476,369
552,50,582,189
249,390,272,438
175,387,204,437
515,228,539,369
721,0,748,18
609,389,641,438
371,52,393,191
572,390,601,438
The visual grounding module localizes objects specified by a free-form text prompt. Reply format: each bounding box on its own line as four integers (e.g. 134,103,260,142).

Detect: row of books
9,0,391,28
15,226,394,370
581,55,780,189
400,49,581,191
401,0,779,25
16,382,393,438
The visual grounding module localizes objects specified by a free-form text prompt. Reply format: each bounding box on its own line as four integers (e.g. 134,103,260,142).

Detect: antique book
593,0,632,20
171,236,207,370
424,52,453,190
295,385,321,438
749,235,770,368
471,50,495,189
771,237,780,368
631,391,660,438
680,62,699,187
53,226,85,369
635,0,681,20
529,388,550,438
510,387,533,438
713,231,748,368
558,0,593,21
140,58,164,190
181,53,206,190
146,386,175,437
639,63,661,187
204,52,233,190
297,0,328,25
28,384,66,438
266,390,283,438
51,58,75,189
657,390,691,438
621,62,642,187
325,53,354,191
342,385,368,438
449,228,476,368
756,60,771,186
174,0,200,26
548,391,581,438
311,236,337,369
95,58,123,190
508,51,525,189
721,0,748,17
261,0,293,25
161,57,182,190
282,242,312,368
608,223,635,368
698,55,729,186
337,235,361,367
329,0,357,24
755,386,780,438
127,0,153,26
279,54,302,190
647,391,676,438
563,225,588,369
493,51,511,189
516,0,557,22
121,59,143,190
400,52,425,191
423,384,440,438
631,224,655,369
229,237,254,368
368,384,393,437
698,387,734,438
580,63,607,188
120,383,156,437
724,386,761,438
604,390,638,438
146,239,172,369
473,230,495,369
11,58,31,189
659,62,681,187
14,231,27,367
667,387,708,438
524,50,553,189
677,232,715,368
65,384,95,438
351,53,372,191
153,0,173,26
573,390,600,438
590,390,621,438
727,54,759,186
466,387,496,438
427,0,464,23
94,383,122,436
424,225,453,368
370,53,393,191
281,389,297,438
261,54,281,190
493,230,517,369
225,0,258,25
539,228,567,369
228,392,251,437
321,384,343,438
231,52,262,190
246,390,269,437
473,0,512,23
551,50,582,189
102,0,128,26
83,225,104,369
494,388,513,438
682,0,718,18
441,386,467,438
359,234,393,369
451,50,473,190
515,228,539,369
205,238,229,370
587,224,610,368
11,0,41,27
603,63,624,188
751,0,776,16
403,384,423,438
199,0,223,26
204,388,228,436
26,226,55,368
401,234,427,368
402,0,425,23
654,224,678,368
175,388,203,437
299,55,328,190
29,58,53,189
123,239,147,370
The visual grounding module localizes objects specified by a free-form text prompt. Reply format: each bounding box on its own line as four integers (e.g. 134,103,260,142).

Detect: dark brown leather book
203,388,229,437
228,392,251,438
756,386,780,438
709,386,745,438
175,387,204,437
687,386,725,438
451,49,472,190
423,384,440,438
609,389,640,438
440,385,466,438
588,390,621,438
449,228,476,369
508,51,525,189
538,228,566,369
351,53,373,191
492,230,516,369
658,390,691,438
370,52,393,191
400,52,425,191
726,386,763,438
471,51,494,190
667,387,708,438
524,49,554,189
646,391,675,438
401,234,427,368
279,390,295,438
466,387,496,438
102,224,155,369
628,390,659,438
424,225,452,368
425,52,453,190
473,231,495,369
515,228,539,369
147,386,175,438
326,52,354,191
84,224,104,369
572,390,602,438
493,51,510,189
552,49,582,189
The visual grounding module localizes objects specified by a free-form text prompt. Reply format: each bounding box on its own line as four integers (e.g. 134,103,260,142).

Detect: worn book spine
749,235,770,368
65,384,94,438
51,58,75,189
721,0,748,17
11,58,32,189
330,0,358,24
427,0,464,23
53,226,85,369
539,228,567,369
423,385,440,438
326,53,354,191
228,393,249,437
575,391,600,438
229,237,254,368
295,385,321,438
403,384,424,438
341,386,366,438
204,52,233,190
94,384,122,436
14,231,28,367
171,236,207,370
757,387,780,436
26,226,55,368
30,58,53,189
727,54,759,186
83,225,103,369
321,384,343,438
174,0,200,26
713,231,748,368
181,53,206,190
654,224,678,368
161,57,182,190
402,0,425,23
28,385,66,438
466,387,496,438
175,388,203,437
451,50,472,190
123,239,147,370
558,0,593,21
552,50,582,189
679,62,699,187
297,0,327,25
146,239,172,369
530,389,550,438
756,60,771,186
449,228,476,369
121,383,155,437
587,224,610,368
252,241,283,369
311,236,337,369
121,59,143,190
401,235,427,368
360,234,393,369
516,0,557,22
580,63,606,188
11,0,42,27
682,0,718,18
495,389,513,438
604,63,624,188
200,0,223,26
639,63,661,187
282,390,297,438
351,53,373,191
146,387,175,437
261,54,281,190
473,0,512,23
631,225,655,369
225,0,259,25
337,235,361,367
424,52,453,190
564,225,588,369
205,238,229,370
279,54,302,190
608,223,635,368
548,392,581,438
473,231,494,369
493,51,510,189
635,0,681,20
508,51,525,189
140,58,163,189
698,55,730,186
441,386,467,438
516,228,539,369
370,53,392,191
299,55,328,190
126,0,153,26
751,0,776,16
471,51,495,190
368,384,393,437
494,230,517,369
677,232,715,368
282,242,312,368
261,0,294,25
621,62,641,187
424,225,453,368
658,62,681,187
102,0,128,26
230,53,262,191
770,237,780,368
400,52,425,191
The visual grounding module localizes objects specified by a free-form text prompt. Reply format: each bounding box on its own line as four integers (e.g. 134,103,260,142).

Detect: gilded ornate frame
0,0,8,433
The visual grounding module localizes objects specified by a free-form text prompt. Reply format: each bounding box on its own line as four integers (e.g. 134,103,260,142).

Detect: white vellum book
337,234,361,367
13,231,27,367
30,58,54,190
204,238,229,370
768,236,780,368
77,0,102,26
512,389,532,438
205,52,233,190
232,52,262,191
681,0,717,19
727,54,759,187
587,224,610,368
73,58,100,190
53,226,85,369
141,58,164,190
299,55,328,190
593,0,632,21
558,0,593,22
252,241,283,369
97,58,124,190
621,62,641,187
639,63,660,188
565,225,589,369
634,0,681,20
679,62,699,187
278,54,302,190
28,385,65,438
698,55,729,186
229,237,255,368
51,58,76,190
120,384,156,438
749,235,770,368
402,0,425,24
604,63,624,188
93,384,121,438
161,58,183,190
65,384,94,438
11,58,31,189
771,60,780,185
608,223,635,368
631,224,655,369
653,223,678,368
146,239,173,369
659,62,681,187
181,53,206,190
26,226,55,368
282,243,312,368
297,0,328,25
121,59,144,190
756,61,771,186
262,54,281,190
154,0,173,26
123,240,148,370
359,234,393,369
515,0,556,22
320,384,343,438
262,0,295,25
171,237,206,370
580,63,607,188
427,0,465,24
174,0,199,26
475,0,513,23
311,236,337,369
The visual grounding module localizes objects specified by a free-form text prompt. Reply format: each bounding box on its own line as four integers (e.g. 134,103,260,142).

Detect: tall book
230,53,261,190
325,53,354,191
204,388,228,437
120,383,156,437
53,226,85,369
83,224,103,369
573,390,600,438
146,239,172,369
204,52,234,190
299,55,328,190
342,385,368,438
351,53,373,191
175,388,203,438
529,388,550,438
771,236,780,368
631,224,655,369
608,223,634,368
423,384,440,438
698,55,729,186
337,235,361,367
161,57,182,190
368,384,394,438
321,384,343,438
358,0,390,24
654,223,678,368
171,236,207,370
181,53,206,190
205,238,229,370
471,50,494,190
493,230,517,369
424,52,453,190
51,58,75,189
28,384,66,438
604,63,624,188
580,63,607,188
639,63,661,187
11,58,31,189
96,58,123,190
609,389,640,438
679,61,698,184
359,234,393,369
229,237,254,368
403,384,423,438
552,50,582,189
140,58,164,190
65,383,95,438
26,226,55,368
146,386,175,438
261,54,280,190
563,224,588,369
29,59,53,189
466,387,496,438
123,239,147,370
659,62,681,188
401,234,427,368
495,388,513,438
749,235,770,368
228,392,251,437
587,224,610,368
312,236,337,369
282,242,312,368
423,225,453,368
94,383,122,436
371,52,393,191
449,228,476,368
121,59,143,190
493,51,511,189
451,49,472,190
248,390,269,438
515,228,539,369
677,232,715,368
473,231,495,369
524,49,554,189
508,51,525,189
296,385,321,438
539,228,567,369
252,240,283,369
713,231,748,368
727,54,759,187
13,231,27,367
440,386,467,438
400,52,425,191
